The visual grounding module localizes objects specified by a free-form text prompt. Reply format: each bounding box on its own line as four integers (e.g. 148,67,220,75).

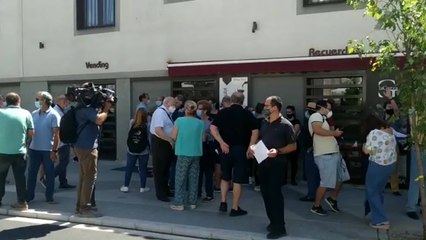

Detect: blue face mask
196,110,203,117
34,101,41,109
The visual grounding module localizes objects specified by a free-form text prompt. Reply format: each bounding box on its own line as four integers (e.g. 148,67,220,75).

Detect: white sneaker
140,187,150,193
254,186,261,192
120,186,129,192
170,205,184,211
189,204,196,210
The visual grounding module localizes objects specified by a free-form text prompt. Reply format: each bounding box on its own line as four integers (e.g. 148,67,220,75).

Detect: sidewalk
0,160,423,240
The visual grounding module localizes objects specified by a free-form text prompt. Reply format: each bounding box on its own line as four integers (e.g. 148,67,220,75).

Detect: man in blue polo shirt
0,92,34,210
27,91,61,204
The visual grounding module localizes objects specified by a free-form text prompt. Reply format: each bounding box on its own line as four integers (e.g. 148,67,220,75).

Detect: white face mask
146,99,151,104
155,100,162,106
326,111,333,119
168,106,176,113
34,101,41,109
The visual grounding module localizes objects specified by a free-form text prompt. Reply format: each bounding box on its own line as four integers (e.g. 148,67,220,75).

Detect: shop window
303,0,346,6
172,79,217,102
76,0,115,30
305,76,364,141
164,0,194,3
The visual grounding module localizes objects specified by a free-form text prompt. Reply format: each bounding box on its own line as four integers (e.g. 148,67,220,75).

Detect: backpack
59,106,87,144
127,124,149,153
301,113,325,150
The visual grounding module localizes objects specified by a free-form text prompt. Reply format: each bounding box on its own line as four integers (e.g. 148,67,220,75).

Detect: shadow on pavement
0,224,66,239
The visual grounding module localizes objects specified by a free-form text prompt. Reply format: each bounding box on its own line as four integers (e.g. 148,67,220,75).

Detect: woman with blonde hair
170,100,205,210
120,108,150,193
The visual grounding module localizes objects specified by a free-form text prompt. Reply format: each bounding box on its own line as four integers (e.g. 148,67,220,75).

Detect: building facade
1,0,402,181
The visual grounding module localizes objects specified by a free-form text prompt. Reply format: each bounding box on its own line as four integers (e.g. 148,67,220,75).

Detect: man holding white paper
249,96,296,239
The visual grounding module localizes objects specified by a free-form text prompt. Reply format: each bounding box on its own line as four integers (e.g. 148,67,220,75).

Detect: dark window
172,79,218,102
77,0,115,30
305,76,364,140
304,0,346,6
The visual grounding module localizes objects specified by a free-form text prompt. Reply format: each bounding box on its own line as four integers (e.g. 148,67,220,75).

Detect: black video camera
65,82,117,108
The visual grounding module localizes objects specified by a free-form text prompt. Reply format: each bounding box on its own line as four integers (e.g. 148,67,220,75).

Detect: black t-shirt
289,118,301,127
260,116,296,158
211,104,258,147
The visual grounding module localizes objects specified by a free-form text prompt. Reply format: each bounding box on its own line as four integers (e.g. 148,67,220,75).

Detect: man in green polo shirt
0,92,34,210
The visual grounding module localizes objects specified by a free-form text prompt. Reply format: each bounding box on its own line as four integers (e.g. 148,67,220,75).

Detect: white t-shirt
308,112,339,157
365,129,397,166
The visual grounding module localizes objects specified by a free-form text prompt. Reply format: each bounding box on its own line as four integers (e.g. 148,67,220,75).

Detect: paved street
0,160,423,240
0,215,201,240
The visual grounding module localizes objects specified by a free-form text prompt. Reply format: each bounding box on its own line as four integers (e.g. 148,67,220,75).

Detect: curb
0,208,266,240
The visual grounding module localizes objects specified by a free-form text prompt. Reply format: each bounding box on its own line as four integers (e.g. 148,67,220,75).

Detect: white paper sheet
253,140,269,164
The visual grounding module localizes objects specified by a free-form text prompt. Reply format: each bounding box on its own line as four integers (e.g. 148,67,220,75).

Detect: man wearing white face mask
136,93,150,111
150,96,176,202
309,100,344,216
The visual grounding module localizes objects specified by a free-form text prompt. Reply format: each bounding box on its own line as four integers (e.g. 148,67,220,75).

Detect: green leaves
348,0,426,146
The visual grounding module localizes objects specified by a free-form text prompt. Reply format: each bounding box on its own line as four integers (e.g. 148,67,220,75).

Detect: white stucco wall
0,0,23,80
0,0,386,81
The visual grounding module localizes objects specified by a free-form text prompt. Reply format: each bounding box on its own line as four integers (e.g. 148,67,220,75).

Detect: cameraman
73,82,113,218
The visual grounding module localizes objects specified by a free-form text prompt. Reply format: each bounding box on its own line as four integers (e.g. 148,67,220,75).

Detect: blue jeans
27,149,55,201
124,153,149,188
406,147,426,212
174,156,200,206
304,149,319,198
55,145,71,186
365,161,396,224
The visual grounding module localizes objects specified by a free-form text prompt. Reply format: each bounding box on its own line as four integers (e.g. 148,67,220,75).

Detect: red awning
167,55,374,77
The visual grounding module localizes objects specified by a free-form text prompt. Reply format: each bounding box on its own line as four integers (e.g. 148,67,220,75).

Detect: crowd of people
0,85,423,239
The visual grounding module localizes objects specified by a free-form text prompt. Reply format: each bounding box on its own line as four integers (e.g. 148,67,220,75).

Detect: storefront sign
219,77,248,107
86,61,109,70
378,79,398,98
308,47,348,57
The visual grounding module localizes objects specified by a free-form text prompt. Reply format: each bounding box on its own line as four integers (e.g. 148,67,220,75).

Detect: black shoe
266,229,287,239
310,205,328,216
407,211,419,220
299,196,315,202
325,197,340,213
46,199,59,204
59,184,76,189
219,202,227,212
392,191,402,196
157,196,170,202
229,207,247,217
214,187,221,193
202,196,214,202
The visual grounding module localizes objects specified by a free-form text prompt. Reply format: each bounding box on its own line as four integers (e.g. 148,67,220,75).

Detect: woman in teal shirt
171,100,204,210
